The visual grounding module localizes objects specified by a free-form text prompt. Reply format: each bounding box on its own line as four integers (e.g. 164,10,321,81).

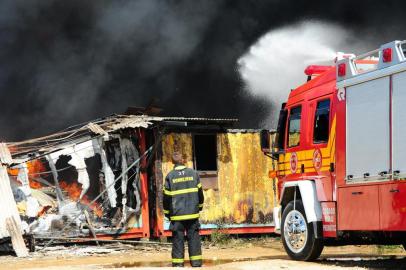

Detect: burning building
0,114,276,250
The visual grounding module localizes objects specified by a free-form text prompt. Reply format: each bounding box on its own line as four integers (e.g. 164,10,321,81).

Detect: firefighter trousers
170,219,202,267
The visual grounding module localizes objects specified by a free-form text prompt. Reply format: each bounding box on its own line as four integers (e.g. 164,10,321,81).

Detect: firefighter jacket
163,165,204,221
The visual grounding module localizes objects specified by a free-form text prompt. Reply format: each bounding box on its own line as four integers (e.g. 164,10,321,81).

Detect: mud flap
273,206,281,234
312,221,323,239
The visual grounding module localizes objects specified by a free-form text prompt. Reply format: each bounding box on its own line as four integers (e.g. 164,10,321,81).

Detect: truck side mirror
260,129,271,153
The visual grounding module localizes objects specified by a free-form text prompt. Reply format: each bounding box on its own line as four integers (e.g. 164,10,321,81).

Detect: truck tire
281,200,323,261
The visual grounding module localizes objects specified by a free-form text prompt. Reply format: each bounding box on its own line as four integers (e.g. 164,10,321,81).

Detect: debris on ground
0,238,405,270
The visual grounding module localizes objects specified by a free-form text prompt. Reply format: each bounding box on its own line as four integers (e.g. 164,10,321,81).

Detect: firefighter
163,152,204,267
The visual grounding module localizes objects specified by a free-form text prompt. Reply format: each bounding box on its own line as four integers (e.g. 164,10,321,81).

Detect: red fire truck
261,40,406,260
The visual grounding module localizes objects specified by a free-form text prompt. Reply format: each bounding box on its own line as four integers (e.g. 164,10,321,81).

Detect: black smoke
0,0,405,140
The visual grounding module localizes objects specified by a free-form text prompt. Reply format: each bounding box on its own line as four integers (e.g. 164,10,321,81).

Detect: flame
29,180,42,189
7,168,19,177
59,181,81,200
30,159,47,174
28,160,47,189
8,159,48,189
59,180,103,217
8,158,103,218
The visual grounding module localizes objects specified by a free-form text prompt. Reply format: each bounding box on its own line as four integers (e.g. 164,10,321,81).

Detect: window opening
313,99,330,143
193,134,217,171
288,106,302,148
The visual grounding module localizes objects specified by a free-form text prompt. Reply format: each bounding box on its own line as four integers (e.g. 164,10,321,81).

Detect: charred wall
7,130,147,237
159,131,276,228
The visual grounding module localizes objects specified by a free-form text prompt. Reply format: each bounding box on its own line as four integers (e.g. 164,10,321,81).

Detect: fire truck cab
261,40,406,260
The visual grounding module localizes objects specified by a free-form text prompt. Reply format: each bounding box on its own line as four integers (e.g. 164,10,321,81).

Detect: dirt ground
1,237,405,270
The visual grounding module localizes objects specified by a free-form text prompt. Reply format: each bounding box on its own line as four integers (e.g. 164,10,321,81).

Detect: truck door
379,71,406,231
338,76,390,231
379,183,406,230
285,105,303,178
310,98,334,201
338,185,380,230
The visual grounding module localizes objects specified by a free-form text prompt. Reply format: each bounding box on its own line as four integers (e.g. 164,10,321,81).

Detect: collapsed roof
8,114,238,161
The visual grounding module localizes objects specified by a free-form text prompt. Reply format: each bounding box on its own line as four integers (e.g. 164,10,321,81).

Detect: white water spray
238,21,351,128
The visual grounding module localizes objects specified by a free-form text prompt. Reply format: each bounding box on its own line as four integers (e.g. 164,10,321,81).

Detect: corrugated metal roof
156,116,238,122
101,115,237,132
226,129,276,133
106,115,237,125
106,116,152,130
8,115,238,159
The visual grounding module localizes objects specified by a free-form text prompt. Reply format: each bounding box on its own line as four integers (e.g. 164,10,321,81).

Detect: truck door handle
351,191,363,195
390,189,399,193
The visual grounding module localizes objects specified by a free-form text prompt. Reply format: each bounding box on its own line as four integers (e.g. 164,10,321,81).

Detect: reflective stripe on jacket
163,165,204,221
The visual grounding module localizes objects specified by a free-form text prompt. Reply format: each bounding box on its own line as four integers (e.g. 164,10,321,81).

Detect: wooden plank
0,162,28,257
5,216,29,257
87,122,108,137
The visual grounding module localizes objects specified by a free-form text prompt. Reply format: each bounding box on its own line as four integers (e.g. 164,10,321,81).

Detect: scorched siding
159,132,276,230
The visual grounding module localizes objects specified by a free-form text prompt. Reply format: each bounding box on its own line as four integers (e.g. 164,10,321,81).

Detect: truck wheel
281,200,324,261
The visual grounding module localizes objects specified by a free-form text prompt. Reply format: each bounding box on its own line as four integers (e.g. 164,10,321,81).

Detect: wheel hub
284,209,308,253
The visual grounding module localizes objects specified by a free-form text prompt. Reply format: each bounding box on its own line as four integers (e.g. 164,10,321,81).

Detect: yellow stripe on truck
278,115,336,176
